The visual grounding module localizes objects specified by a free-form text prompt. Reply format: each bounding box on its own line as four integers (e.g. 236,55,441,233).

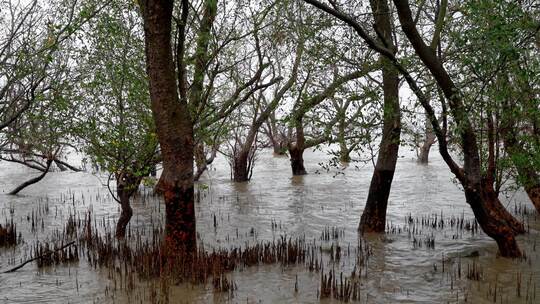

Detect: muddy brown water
0,148,538,303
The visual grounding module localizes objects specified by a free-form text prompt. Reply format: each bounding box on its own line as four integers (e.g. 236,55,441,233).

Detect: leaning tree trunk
54,159,68,171
465,184,522,257
141,0,196,253
359,0,401,233
9,159,53,195
391,0,522,256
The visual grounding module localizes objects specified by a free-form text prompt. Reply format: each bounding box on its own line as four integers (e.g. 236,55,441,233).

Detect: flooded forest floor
0,149,538,303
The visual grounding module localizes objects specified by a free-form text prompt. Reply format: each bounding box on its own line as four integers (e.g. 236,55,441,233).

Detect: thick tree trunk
359,0,401,233
289,145,306,175
233,151,250,182
141,0,196,253
482,181,525,234
9,159,53,195
417,143,431,164
359,169,397,232
465,185,521,257
288,116,307,176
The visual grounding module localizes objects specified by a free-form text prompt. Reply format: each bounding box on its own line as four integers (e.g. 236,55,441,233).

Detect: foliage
73,0,158,181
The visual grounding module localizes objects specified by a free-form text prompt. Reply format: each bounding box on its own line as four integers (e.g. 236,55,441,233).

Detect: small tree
0,0,102,194
75,0,158,238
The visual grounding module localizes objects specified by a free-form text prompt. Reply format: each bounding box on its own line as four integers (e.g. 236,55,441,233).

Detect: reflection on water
0,148,538,303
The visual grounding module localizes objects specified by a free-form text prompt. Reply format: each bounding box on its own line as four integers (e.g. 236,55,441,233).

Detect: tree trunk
418,116,436,164
465,184,521,257
288,116,307,176
390,0,523,257
116,188,133,239
339,143,351,163
233,151,250,182
141,0,196,253
289,145,306,175
194,143,206,181
417,144,431,164
194,144,217,181
267,116,286,156
337,110,351,163
359,0,401,233
9,159,53,195
114,172,140,239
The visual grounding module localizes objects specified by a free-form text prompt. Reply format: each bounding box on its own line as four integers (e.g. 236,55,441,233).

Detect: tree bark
141,0,196,253
289,144,307,175
465,185,522,257
115,194,133,239
359,0,401,233
288,116,307,176
233,150,250,182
